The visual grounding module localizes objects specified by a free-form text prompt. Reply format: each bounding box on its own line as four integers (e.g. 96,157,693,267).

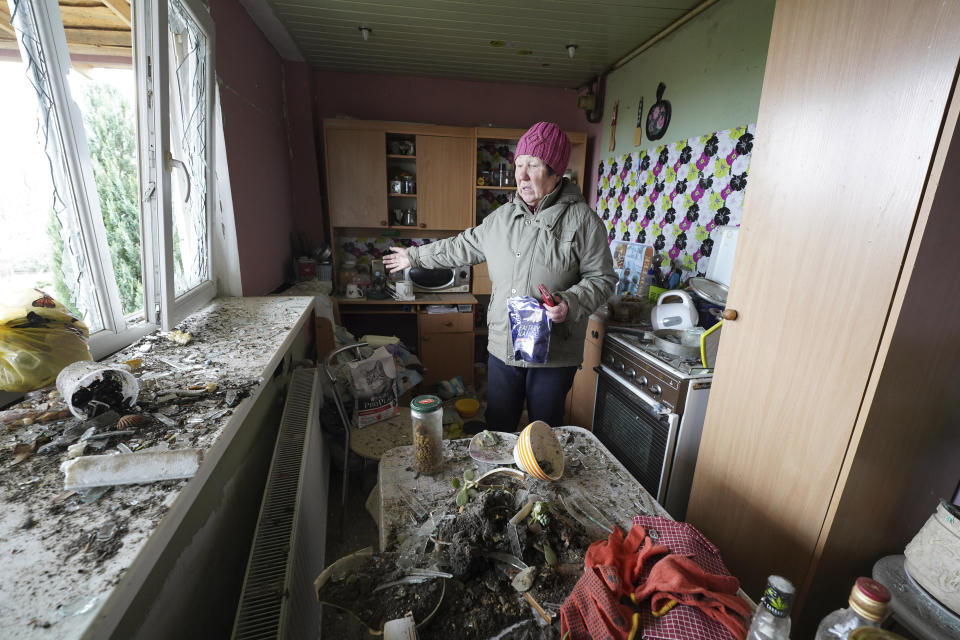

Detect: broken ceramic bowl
314,548,445,633
513,420,564,482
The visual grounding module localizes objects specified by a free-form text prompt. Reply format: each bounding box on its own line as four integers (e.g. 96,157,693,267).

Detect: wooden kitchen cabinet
323,119,476,234
472,262,492,295
324,128,388,228
564,313,605,428
685,1,960,634
419,311,474,386
416,135,474,230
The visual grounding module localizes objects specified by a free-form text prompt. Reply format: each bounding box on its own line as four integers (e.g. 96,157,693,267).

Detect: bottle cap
411,394,442,414
760,575,795,618
849,577,890,621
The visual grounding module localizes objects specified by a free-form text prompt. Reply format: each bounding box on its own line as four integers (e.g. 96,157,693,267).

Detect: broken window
1,0,224,360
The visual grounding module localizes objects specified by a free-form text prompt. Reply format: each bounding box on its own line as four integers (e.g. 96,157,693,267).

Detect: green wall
599,0,775,159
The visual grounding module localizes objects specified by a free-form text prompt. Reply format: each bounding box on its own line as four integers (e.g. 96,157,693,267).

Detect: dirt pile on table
322,475,598,639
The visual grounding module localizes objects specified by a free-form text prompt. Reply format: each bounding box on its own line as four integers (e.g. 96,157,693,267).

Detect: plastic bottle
815,577,891,639
641,267,654,299
747,575,795,640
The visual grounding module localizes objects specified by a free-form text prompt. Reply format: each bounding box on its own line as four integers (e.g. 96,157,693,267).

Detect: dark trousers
485,354,578,431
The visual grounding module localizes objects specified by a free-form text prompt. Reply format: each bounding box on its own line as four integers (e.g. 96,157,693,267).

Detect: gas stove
600,329,712,414
592,327,715,519
606,328,712,376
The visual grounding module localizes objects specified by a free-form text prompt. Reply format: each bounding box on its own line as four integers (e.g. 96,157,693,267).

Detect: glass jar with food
411,394,443,474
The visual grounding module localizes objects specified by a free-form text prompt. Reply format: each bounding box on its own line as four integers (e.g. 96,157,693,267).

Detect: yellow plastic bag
0,289,92,393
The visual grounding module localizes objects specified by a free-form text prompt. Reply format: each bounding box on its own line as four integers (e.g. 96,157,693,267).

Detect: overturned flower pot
56,360,140,419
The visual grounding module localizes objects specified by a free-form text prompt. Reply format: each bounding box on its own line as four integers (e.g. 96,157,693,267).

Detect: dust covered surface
322,426,671,639
0,296,313,639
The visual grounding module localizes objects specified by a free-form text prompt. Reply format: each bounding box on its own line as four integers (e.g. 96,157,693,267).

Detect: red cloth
561,522,751,640
560,565,636,640
635,554,751,639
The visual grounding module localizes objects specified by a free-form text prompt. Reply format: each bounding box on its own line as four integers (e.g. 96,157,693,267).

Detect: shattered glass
5,0,104,331
167,0,210,296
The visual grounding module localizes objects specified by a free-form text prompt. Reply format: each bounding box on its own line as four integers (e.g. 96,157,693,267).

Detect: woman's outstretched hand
383,246,411,273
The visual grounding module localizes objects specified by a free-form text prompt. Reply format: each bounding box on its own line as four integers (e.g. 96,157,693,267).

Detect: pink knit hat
515,122,571,176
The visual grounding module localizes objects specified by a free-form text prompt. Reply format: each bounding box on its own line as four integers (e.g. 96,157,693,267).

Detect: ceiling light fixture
359,26,371,41
567,44,578,59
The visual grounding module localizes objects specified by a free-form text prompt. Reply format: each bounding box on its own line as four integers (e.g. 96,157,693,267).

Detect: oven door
592,366,680,508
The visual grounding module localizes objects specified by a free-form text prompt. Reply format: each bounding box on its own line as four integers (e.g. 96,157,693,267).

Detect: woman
384,122,616,431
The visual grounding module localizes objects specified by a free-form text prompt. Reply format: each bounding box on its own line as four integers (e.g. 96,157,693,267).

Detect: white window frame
6,0,222,365
136,0,218,330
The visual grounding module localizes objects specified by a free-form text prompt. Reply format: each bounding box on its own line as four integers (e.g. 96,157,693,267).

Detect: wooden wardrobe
686,0,960,634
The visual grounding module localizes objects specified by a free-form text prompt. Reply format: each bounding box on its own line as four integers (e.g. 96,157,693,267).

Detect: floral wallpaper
596,124,755,280
339,236,436,265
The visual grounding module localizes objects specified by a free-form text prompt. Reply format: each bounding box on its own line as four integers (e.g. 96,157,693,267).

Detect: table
873,554,960,639
377,425,669,551
350,401,487,461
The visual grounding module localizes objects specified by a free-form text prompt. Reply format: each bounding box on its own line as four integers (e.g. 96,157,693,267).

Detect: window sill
0,295,315,639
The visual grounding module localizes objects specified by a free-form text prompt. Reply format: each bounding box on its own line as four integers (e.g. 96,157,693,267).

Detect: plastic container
411,395,443,474
56,360,140,419
815,577,890,639
747,575,794,640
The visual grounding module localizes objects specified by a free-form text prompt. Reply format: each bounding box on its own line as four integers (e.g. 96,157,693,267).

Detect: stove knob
638,376,648,387
604,355,615,367
616,362,625,373
648,384,662,397
625,368,636,379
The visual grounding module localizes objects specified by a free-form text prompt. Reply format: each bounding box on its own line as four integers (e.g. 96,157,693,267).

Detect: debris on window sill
0,295,313,639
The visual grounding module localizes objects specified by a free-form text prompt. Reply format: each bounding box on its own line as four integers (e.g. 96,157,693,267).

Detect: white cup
395,280,413,299
345,283,363,298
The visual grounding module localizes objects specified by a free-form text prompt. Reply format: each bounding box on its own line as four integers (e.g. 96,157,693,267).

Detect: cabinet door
472,262,492,294
685,0,960,605
417,135,474,230
420,331,474,386
325,129,388,228
566,339,601,428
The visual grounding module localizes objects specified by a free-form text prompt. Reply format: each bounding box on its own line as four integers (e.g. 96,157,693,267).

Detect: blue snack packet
508,296,551,364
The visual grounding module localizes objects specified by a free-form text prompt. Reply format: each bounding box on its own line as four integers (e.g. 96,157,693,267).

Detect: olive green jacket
406,179,616,368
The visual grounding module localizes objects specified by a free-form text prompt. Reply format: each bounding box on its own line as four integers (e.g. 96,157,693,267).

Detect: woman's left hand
545,297,568,323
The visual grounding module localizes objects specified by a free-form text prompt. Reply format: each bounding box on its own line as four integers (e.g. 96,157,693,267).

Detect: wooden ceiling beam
63,27,130,47
98,0,130,28
0,6,17,38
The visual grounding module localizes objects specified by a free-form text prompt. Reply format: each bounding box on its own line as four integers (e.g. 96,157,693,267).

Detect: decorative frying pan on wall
646,82,671,141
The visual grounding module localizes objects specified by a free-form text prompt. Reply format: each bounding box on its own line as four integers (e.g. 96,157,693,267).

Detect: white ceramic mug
395,280,413,299
345,283,363,298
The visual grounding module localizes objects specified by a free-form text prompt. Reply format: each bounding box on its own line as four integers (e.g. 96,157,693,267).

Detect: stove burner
608,330,709,376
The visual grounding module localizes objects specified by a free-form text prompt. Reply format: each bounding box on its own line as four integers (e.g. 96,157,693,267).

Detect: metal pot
652,329,701,360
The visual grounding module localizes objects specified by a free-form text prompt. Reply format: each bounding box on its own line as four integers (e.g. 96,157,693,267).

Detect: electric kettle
651,290,698,330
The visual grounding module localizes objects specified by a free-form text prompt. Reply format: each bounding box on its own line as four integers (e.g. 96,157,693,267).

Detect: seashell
116,414,152,431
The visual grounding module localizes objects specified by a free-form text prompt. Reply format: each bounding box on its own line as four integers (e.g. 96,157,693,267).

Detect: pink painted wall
283,61,326,249
312,69,603,240
211,0,295,295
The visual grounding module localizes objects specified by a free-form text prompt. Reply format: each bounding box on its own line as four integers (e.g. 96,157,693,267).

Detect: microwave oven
405,266,471,293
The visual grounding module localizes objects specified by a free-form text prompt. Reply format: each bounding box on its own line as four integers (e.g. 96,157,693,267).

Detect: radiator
232,367,328,640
